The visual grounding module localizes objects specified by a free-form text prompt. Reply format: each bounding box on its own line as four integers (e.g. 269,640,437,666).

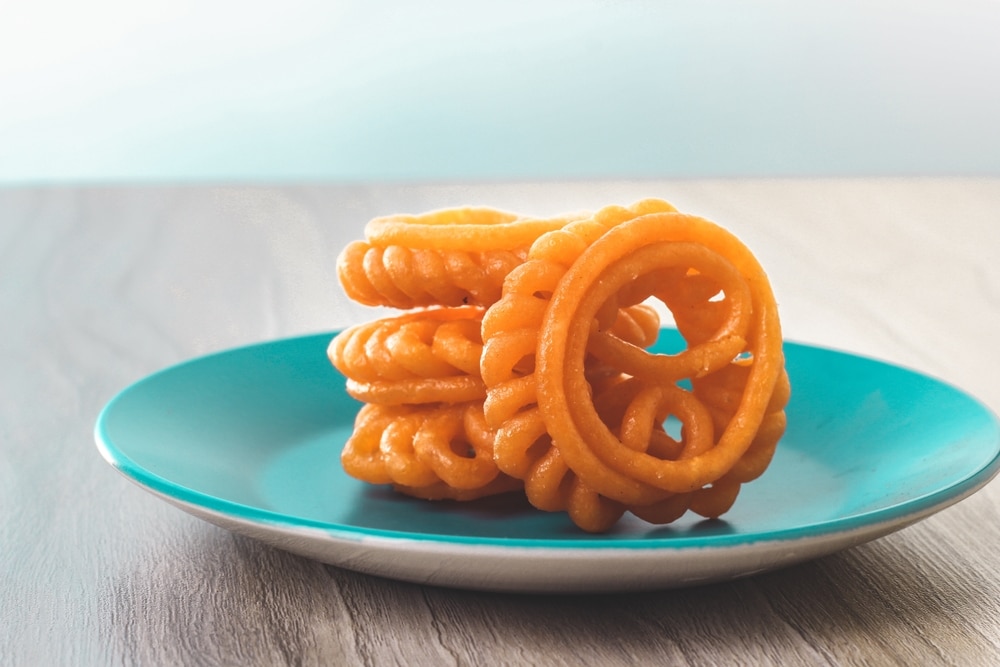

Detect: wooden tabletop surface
2,178,998,665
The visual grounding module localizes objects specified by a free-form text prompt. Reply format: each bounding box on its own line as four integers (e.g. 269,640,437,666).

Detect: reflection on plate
94,330,1000,593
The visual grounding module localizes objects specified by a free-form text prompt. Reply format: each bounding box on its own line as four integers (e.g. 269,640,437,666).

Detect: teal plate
95,330,1000,593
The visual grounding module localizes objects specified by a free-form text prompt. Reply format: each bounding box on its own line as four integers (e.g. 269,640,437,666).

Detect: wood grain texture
1,180,998,666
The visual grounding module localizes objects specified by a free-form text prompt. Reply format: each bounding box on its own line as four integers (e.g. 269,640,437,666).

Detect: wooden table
3,179,998,665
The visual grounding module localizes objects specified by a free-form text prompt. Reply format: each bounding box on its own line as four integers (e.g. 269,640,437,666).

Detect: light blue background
2,1,998,184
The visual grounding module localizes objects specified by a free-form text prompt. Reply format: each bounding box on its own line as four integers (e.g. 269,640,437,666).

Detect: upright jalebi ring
336,207,588,309
479,202,789,532
535,211,789,528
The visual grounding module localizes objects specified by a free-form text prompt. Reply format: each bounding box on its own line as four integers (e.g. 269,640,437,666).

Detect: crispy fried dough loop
536,212,787,512
337,207,587,308
329,306,487,405
340,402,521,500
478,206,788,531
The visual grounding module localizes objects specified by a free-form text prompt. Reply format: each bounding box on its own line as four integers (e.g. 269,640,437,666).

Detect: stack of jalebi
330,199,790,532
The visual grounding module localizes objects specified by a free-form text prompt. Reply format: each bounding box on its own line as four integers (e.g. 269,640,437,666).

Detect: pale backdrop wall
2,0,998,184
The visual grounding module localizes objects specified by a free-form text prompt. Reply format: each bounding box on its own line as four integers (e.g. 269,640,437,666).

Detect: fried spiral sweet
329,306,487,405
480,203,789,531
340,401,521,500
332,199,789,533
538,214,787,495
337,206,587,309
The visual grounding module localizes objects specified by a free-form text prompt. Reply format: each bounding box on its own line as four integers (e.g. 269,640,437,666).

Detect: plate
94,330,1000,593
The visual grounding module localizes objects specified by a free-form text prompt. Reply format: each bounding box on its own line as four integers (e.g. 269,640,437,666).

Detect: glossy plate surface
95,330,1000,593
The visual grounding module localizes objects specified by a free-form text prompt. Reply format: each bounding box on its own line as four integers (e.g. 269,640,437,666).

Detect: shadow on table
338,484,741,541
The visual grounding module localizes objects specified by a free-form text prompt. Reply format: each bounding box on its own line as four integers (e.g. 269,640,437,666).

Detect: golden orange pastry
332,199,789,533
329,306,487,405
336,206,587,309
340,402,521,499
